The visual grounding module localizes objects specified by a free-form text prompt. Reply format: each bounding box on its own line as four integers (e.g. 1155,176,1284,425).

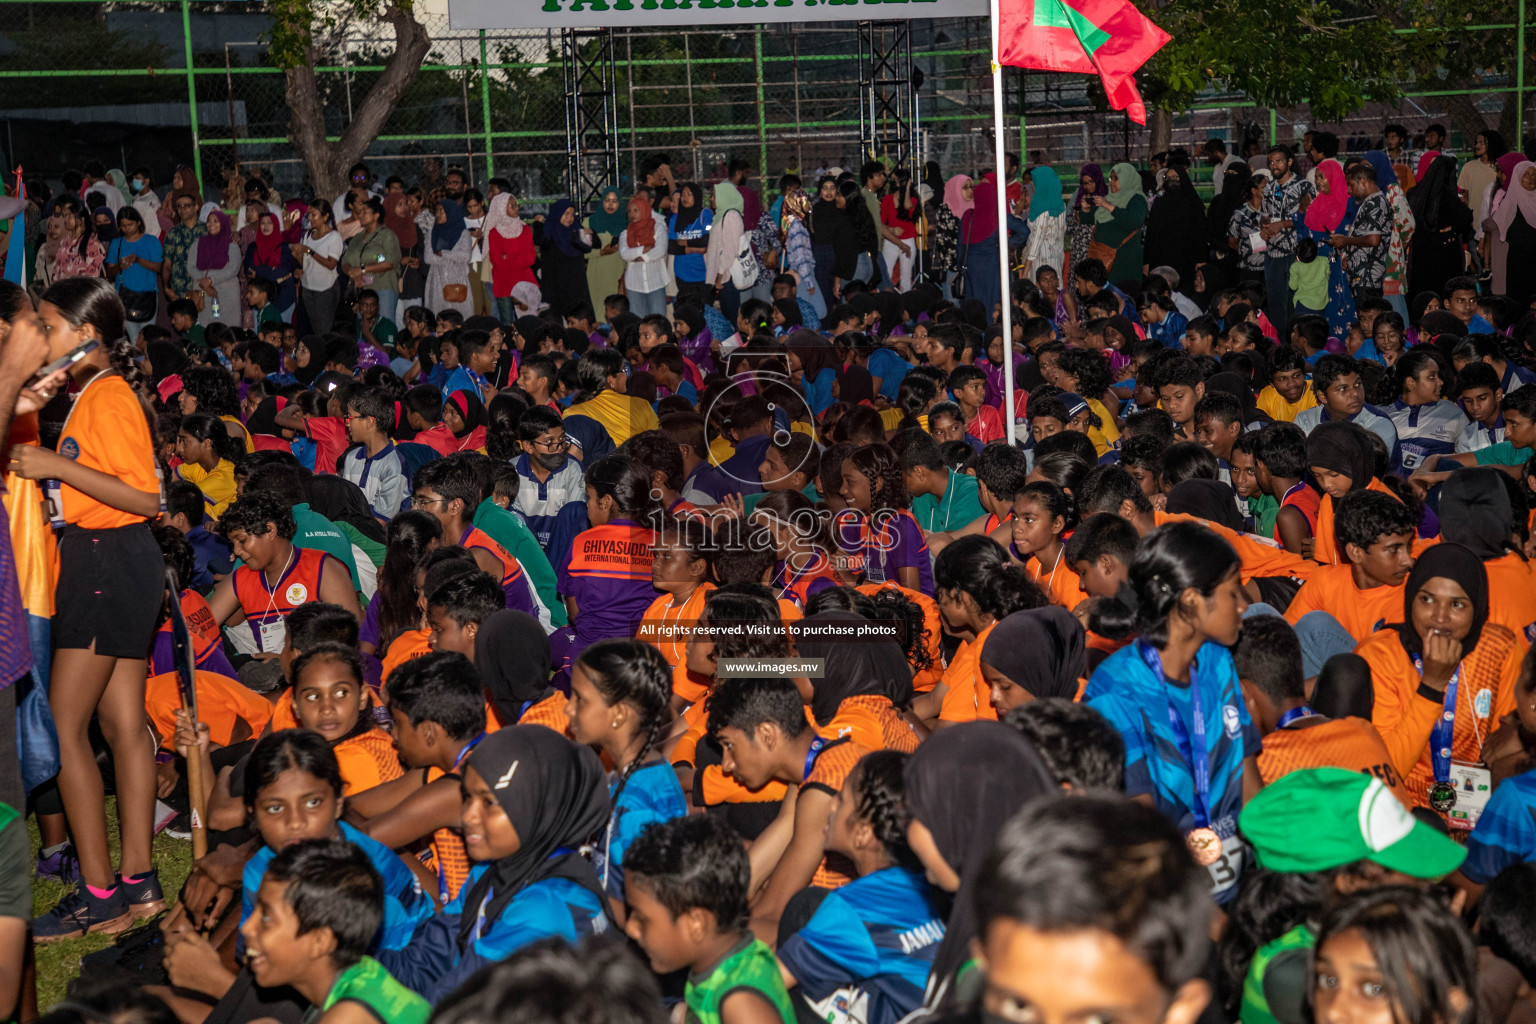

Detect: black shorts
53,522,163,659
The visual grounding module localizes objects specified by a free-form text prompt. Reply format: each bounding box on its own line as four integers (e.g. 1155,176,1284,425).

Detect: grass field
27,800,195,1011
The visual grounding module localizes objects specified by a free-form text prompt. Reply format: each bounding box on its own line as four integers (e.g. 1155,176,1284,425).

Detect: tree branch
333,3,432,178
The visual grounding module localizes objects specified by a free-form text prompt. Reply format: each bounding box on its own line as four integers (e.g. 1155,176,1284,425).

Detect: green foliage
267,0,416,68
1139,0,1427,121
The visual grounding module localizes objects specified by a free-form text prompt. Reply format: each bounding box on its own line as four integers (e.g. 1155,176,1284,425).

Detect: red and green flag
998,0,1170,125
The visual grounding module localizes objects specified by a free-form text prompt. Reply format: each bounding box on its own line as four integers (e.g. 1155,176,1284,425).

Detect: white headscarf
198,201,220,224
482,193,524,240
1493,161,1536,241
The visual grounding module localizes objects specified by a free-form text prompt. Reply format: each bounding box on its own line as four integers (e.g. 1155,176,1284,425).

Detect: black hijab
672,182,705,232
446,389,486,438
1395,542,1490,657
837,365,875,407
904,722,1058,1005
774,298,802,329
1165,478,1244,533
1408,155,1461,230
1437,469,1514,561
306,474,388,543
459,726,611,948
146,340,190,386
475,610,554,723
294,335,324,387
246,395,287,438
1206,161,1251,244
979,607,1086,700
794,611,915,725
1305,421,1375,491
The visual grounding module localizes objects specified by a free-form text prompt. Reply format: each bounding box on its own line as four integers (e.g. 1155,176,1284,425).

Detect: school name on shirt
581,539,653,558
897,918,944,955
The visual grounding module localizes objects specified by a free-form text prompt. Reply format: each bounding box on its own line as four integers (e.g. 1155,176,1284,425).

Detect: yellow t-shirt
1085,398,1120,457
178,458,237,520
1256,385,1319,423
566,388,659,448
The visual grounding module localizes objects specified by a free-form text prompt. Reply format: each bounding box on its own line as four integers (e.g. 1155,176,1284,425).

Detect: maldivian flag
999,0,1170,125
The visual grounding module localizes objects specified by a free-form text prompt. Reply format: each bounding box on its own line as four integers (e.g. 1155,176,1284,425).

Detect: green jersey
474,498,566,626
308,956,430,1024
686,937,796,1024
1240,923,1315,1024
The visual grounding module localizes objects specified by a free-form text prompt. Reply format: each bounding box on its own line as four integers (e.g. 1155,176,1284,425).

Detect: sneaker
121,870,167,918
36,843,80,884
32,886,132,943
162,824,192,841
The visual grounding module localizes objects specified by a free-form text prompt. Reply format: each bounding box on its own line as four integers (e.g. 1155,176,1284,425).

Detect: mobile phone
35,339,100,378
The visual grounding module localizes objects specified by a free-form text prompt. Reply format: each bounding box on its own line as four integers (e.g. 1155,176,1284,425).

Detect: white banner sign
449,0,987,30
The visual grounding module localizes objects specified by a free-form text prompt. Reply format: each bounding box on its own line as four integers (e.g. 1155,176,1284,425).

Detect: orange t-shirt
57,373,158,529
804,737,870,889
1155,510,1314,584
639,584,713,669
424,764,472,902
823,695,920,753
486,690,570,736
1284,565,1404,643
1029,555,1089,610
1312,480,1396,566
146,670,273,751
333,727,404,796
381,628,432,687
1485,553,1536,645
1258,716,1413,806
938,622,999,724
1359,624,1521,813
855,581,944,692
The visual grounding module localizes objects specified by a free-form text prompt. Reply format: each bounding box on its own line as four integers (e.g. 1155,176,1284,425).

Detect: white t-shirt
301,229,346,291
465,216,486,262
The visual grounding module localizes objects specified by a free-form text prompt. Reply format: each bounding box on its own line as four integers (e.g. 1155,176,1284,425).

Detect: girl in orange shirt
1010,480,1089,609
1358,543,1521,824
927,534,1047,726
14,278,167,939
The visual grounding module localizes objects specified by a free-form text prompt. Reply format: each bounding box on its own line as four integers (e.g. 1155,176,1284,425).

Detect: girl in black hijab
978,606,1087,713
379,726,611,1002
1407,155,1474,297
1356,542,1521,819
474,609,559,727
903,721,1058,1007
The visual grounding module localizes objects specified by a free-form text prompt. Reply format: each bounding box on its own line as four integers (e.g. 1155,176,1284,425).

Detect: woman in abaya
1143,162,1206,295
1407,155,1473,298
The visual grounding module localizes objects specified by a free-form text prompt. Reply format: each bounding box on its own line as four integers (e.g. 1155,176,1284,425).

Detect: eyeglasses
532,437,572,451
411,495,447,508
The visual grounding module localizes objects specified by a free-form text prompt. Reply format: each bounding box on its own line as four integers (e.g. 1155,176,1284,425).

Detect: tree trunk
284,2,432,198
1149,107,1173,158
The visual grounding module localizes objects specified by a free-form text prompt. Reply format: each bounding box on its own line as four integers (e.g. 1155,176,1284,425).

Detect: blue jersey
1462,768,1536,884
378,864,607,1002
1387,400,1468,472
867,348,910,403
1087,641,1260,904
778,867,946,1024
242,822,432,953
512,454,589,553
593,760,689,901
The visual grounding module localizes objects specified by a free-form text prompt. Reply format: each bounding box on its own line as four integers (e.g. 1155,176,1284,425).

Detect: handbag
110,240,158,322
1087,223,1141,274
442,283,468,304
728,212,761,289
119,287,157,323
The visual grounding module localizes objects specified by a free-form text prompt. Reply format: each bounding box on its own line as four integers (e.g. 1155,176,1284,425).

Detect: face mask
534,450,567,472
131,179,145,194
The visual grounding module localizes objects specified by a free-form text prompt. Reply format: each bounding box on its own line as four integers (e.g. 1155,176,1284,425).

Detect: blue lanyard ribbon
802,737,826,783
1409,653,1460,784
452,732,487,772
1137,641,1212,828
1277,706,1318,729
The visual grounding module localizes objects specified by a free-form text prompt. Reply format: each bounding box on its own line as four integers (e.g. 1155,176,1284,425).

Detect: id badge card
1446,760,1492,831
258,618,287,655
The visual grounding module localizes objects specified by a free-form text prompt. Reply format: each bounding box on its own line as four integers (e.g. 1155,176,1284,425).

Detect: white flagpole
988,0,1016,445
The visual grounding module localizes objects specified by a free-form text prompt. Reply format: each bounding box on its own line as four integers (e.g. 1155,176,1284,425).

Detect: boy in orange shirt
1234,615,1411,805
1285,490,1417,646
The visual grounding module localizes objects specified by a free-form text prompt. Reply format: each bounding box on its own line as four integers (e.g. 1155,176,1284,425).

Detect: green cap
1239,768,1466,878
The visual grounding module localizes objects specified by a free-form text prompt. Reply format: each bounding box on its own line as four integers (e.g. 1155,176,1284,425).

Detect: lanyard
1277,705,1319,729
1410,653,1464,784
802,737,826,783
451,732,487,772
1137,641,1212,828
470,846,577,944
